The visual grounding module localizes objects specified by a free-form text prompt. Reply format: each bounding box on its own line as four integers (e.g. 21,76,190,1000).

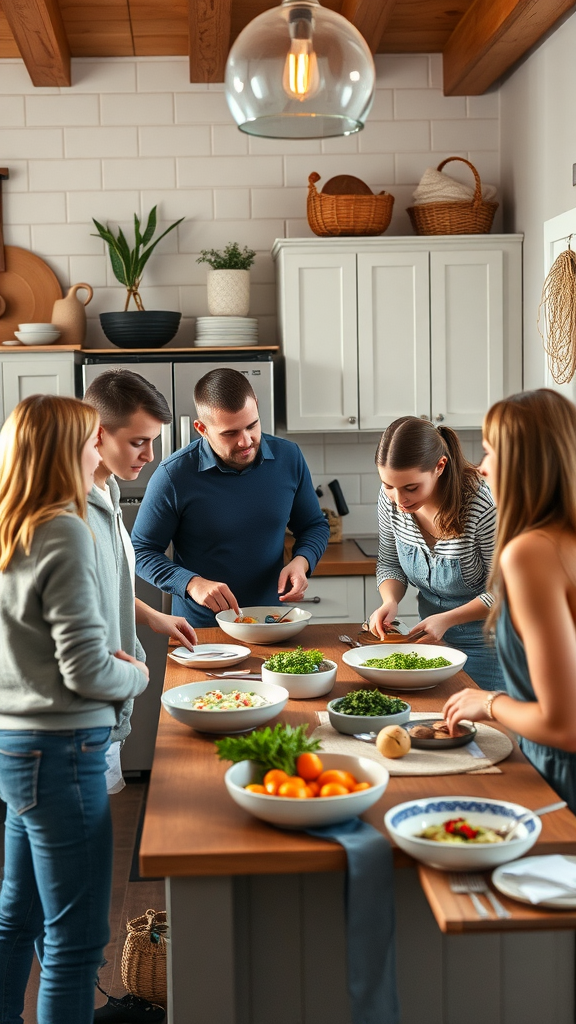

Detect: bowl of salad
342,644,467,690
216,606,312,644
384,796,541,871
261,647,337,698
161,679,288,733
327,689,411,735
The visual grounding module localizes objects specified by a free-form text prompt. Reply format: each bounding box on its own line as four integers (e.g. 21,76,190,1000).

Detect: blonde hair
0,395,98,571
484,388,576,628
375,416,480,536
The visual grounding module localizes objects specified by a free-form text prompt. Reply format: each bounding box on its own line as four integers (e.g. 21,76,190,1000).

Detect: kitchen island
140,625,576,1024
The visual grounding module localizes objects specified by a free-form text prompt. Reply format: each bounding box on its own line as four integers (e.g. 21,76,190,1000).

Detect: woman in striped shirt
369,416,504,690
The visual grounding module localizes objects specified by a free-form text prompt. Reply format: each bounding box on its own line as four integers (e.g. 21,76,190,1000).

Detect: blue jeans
0,728,112,1024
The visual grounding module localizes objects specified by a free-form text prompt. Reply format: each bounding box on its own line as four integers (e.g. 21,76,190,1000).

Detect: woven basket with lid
406,157,498,235
307,172,394,237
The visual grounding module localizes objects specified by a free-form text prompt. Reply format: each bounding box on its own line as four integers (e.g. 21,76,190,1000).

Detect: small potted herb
327,688,411,735
197,242,256,317
261,646,337,699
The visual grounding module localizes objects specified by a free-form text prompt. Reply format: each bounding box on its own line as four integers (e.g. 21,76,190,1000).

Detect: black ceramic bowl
100,311,181,348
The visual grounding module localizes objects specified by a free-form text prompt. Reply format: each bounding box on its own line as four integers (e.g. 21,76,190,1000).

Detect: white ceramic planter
207,268,250,316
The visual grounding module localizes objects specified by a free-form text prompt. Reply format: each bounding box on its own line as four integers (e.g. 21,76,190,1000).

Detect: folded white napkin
412,166,498,205
499,855,576,904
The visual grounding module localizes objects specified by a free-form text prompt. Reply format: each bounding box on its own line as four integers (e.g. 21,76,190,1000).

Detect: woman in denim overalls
444,390,576,812
369,416,503,690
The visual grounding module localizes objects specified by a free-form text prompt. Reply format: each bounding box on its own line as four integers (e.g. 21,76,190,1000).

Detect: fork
449,873,510,919
339,634,362,648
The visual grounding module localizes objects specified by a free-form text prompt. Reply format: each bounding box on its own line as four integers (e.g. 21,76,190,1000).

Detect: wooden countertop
295,538,376,577
140,624,576,935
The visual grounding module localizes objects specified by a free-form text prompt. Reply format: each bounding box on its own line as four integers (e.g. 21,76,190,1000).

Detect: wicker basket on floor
121,909,168,1009
406,157,498,235
307,172,394,236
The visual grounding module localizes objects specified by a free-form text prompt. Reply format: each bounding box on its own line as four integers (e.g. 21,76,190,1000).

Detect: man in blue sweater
132,368,330,627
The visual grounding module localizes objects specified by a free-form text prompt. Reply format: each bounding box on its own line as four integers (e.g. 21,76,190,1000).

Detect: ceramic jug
51,283,93,346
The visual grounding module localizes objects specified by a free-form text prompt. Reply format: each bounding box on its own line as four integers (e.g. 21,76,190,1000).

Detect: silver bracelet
485,690,506,720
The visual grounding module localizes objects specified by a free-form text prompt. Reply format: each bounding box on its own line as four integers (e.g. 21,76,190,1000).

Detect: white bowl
384,796,542,871
342,644,467,690
216,606,312,644
225,752,389,829
14,330,60,346
18,323,57,331
261,659,337,698
161,678,288,733
327,696,411,734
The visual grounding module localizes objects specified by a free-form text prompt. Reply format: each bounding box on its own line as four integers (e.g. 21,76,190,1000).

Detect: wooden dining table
140,623,576,1024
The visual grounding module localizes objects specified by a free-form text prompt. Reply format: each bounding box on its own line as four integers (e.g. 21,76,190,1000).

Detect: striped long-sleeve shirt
376,481,497,607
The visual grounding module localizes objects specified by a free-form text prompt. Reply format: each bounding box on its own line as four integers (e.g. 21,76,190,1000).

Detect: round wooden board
0,246,62,343
321,174,373,195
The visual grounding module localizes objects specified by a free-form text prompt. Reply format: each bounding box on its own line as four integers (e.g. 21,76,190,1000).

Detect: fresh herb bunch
92,206,184,311
364,653,451,670
215,723,321,777
196,242,256,271
263,646,324,675
333,690,407,717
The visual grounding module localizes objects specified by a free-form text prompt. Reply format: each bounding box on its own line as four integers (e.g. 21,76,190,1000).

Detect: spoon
339,634,362,648
496,800,567,841
265,607,294,623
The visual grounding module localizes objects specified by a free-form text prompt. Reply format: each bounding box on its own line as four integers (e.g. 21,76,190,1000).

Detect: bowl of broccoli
261,646,337,699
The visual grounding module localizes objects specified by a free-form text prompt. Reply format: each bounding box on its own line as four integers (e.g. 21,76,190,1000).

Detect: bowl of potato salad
161,679,289,733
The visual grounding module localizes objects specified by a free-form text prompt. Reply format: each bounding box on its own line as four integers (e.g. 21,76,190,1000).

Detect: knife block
321,507,342,544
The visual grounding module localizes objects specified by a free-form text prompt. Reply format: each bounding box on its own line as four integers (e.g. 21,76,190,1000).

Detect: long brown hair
484,389,576,628
375,416,480,536
0,395,98,571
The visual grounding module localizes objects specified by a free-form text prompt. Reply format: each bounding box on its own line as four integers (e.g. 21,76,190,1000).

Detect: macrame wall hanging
538,238,576,384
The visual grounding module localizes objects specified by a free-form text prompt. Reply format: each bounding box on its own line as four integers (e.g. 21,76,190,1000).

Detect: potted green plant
197,242,256,317
92,207,184,348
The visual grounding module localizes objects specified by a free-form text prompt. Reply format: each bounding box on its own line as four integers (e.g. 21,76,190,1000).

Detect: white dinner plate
168,643,251,669
492,856,576,908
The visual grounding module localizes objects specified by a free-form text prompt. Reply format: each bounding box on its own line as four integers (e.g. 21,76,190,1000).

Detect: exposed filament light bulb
282,6,320,101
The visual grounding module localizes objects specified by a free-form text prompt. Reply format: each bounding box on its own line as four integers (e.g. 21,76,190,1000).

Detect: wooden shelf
81,346,280,354
0,344,82,352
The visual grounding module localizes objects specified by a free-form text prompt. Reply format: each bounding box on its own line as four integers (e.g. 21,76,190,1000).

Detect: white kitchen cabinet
272,236,522,432
0,352,79,425
303,575,365,624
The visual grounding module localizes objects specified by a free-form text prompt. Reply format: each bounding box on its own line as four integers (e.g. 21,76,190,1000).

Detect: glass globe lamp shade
225,0,375,139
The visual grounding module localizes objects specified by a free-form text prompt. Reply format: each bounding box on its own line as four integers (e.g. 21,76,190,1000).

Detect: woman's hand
114,649,150,681
148,611,198,650
369,602,399,639
443,688,490,734
407,612,452,644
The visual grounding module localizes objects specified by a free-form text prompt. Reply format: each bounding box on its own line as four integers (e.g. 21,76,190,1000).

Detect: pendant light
224,0,375,139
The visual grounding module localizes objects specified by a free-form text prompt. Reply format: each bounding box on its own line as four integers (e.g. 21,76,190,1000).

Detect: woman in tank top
444,388,576,811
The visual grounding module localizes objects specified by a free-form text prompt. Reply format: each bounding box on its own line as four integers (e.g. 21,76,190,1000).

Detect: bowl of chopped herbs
327,689,411,735
341,644,467,690
261,647,337,698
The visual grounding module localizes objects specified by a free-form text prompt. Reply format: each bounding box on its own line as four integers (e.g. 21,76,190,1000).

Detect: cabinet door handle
347,416,357,424
161,423,172,461
420,414,430,420
180,415,191,448
299,596,321,604
435,413,445,422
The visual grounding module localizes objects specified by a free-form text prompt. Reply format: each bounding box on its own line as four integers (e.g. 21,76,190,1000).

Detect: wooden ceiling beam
189,0,232,82
340,0,399,53
2,0,71,85
443,0,576,96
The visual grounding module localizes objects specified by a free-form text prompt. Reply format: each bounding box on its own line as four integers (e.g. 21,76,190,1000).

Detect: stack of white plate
195,316,258,347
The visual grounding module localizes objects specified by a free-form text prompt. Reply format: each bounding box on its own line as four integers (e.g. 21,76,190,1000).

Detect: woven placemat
313,712,513,777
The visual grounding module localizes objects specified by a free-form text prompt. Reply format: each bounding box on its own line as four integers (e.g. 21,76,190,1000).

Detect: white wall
0,52,495,530
500,9,576,389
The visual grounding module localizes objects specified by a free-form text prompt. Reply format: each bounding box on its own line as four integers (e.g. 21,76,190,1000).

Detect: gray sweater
0,513,147,730
87,478,146,742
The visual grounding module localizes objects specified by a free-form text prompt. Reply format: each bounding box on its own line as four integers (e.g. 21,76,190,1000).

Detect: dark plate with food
407,718,477,750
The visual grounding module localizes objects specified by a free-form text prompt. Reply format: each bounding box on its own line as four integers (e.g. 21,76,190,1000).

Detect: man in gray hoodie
84,369,197,792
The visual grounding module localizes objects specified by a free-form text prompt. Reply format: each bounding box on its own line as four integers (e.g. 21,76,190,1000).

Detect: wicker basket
406,157,498,235
307,172,394,237
121,909,168,1009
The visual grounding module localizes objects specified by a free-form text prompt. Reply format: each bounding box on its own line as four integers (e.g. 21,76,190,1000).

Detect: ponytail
435,425,479,536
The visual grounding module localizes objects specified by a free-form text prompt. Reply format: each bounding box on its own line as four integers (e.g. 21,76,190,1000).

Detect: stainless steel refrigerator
81,351,275,771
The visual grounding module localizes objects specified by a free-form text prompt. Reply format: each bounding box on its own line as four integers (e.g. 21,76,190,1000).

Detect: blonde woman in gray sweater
0,395,148,1024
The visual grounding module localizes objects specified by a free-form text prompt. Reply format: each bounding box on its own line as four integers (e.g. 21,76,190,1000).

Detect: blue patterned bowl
384,796,542,871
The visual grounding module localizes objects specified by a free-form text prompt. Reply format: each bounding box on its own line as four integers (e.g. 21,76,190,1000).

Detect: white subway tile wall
1,53,497,523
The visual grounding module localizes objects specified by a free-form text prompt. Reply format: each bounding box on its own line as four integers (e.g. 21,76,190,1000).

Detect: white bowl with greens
327,690,411,735
342,644,467,690
261,647,336,698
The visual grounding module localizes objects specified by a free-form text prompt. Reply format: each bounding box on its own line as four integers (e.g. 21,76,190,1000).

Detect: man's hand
278,556,309,602
186,576,240,615
147,610,198,650
114,649,149,681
